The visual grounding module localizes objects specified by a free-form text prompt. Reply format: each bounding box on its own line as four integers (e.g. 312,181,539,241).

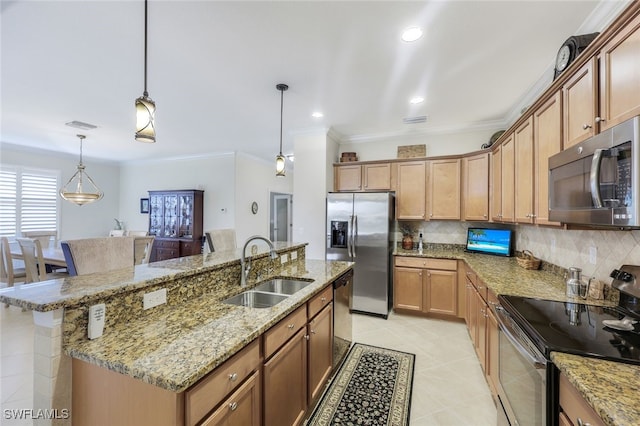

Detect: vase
402,235,413,250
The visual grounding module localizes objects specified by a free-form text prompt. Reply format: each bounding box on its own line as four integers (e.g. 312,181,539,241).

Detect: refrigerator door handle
348,215,354,258
353,215,358,258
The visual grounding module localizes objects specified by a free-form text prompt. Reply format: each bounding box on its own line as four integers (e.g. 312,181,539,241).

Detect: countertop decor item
135,0,156,143
397,144,426,158
553,32,600,80
275,83,288,176
307,343,415,426
59,134,104,206
516,250,541,270
340,152,358,162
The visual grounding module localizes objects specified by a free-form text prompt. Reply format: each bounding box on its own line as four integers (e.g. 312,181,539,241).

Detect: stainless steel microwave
549,115,640,228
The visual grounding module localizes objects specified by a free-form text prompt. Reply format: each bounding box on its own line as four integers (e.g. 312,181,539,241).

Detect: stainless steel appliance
549,114,640,228
496,265,640,425
332,269,353,368
326,192,394,318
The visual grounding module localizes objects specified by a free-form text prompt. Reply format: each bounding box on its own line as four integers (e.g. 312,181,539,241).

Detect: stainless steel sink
223,291,289,308
253,278,314,295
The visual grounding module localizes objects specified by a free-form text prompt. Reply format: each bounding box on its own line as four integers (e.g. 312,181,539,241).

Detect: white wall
234,153,293,244
119,153,236,236
1,144,121,240
337,128,496,162
293,131,332,260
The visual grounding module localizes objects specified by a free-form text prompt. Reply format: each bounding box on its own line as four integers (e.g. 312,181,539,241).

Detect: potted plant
399,222,416,250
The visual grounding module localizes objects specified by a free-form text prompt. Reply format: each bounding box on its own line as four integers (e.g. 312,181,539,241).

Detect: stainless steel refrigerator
326,192,394,318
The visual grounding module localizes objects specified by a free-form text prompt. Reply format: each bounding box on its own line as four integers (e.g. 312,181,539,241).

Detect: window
0,165,60,238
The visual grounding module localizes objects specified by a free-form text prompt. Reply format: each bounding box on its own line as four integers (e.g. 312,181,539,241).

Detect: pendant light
135,0,156,143
60,135,104,206
275,83,288,177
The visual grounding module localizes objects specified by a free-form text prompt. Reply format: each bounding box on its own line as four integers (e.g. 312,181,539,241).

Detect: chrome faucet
240,235,278,287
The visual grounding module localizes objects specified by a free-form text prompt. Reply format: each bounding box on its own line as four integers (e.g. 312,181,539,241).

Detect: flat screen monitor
465,228,514,257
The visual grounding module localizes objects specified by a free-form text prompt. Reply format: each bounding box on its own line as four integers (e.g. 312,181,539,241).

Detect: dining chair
16,238,67,283
61,237,134,276
127,230,148,237
0,237,27,288
21,230,57,250
205,229,237,252
134,236,155,265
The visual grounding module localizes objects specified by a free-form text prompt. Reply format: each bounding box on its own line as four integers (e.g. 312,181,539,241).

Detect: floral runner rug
307,343,415,426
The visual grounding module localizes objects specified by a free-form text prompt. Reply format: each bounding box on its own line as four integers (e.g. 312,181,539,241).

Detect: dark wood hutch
147,189,204,262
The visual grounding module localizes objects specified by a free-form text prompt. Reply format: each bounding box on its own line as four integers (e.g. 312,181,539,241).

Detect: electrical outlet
589,246,597,265
290,251,297,260
280,254,287,264
143,288,167,310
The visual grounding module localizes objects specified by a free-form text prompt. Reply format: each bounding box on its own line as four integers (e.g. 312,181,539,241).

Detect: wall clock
553,32,600,80
251,201,258,214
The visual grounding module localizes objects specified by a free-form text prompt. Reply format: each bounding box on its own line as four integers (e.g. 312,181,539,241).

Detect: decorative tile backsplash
397,221,640,283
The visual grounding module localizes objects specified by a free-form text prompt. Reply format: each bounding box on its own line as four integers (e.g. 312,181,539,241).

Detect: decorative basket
517,250,541,270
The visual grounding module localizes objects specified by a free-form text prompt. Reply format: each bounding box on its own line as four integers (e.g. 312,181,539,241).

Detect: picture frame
140,198,149,214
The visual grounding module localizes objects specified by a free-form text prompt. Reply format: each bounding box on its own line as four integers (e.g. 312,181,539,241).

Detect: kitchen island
0,242,353,426
394,245,639,426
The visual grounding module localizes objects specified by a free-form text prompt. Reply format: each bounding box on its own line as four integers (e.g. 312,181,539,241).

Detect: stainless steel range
495,265,640,426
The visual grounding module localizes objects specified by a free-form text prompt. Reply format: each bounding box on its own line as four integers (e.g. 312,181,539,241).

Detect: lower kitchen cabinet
558,372,605,426
308,303,334,404
200,370,261,426
264,327,308,426
393,256,457,317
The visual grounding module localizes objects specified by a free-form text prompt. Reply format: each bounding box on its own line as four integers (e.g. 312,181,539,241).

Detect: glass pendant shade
135,93,156,143
60,135,103,206
276,154,286,176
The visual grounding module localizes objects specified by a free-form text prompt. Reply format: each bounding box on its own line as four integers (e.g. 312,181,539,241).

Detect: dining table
10,246,67,268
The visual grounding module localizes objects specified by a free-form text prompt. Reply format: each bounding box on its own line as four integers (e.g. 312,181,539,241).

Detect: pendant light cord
143,0,148,97
279,89,283,155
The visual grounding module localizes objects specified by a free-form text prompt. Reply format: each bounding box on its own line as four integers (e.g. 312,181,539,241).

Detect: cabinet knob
229,402,238,411
577,418,591,426
595,116,605,123
305,334,310,341
582,123,592,130
321,297,327,302
311,329,317,334
287,324,295,329
483,214,487,218
228,373,238,382
429,213,433,218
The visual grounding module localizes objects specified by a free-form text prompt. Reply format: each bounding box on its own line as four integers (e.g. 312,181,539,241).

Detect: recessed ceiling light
312,112,324,118
401,27,423,42
409,96,424,104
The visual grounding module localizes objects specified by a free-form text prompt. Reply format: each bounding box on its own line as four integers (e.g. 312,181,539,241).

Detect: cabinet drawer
180,240,200,256
185,339,261,426
155,239,180,249
156,248,179,260
559,373,605,426
264,305,307,359
308,285,333,319
395,256,457,271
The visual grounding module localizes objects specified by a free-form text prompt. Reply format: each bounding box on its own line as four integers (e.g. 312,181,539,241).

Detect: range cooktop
499,295,640,366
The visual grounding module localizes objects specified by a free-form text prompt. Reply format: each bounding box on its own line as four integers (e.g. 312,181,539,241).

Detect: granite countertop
65,259,353,393
395,246,639,426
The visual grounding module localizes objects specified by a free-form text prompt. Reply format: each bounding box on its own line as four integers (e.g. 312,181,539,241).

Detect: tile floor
0,306,496,426
353,311,497,426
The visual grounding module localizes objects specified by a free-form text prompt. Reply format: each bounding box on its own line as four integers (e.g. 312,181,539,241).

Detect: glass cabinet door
149,195,164,236
163,195,178,237
178,194,193,237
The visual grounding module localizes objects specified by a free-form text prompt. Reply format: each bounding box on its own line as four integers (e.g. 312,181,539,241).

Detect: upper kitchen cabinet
396,160,426,220
427,158,461,220
333,162,391,192
533,92,562,226
514,116,535,224
562,58,597,148
490,147,502,222
492,134,515,223
462,152,489,221
598,12,640,131
148,189,204,262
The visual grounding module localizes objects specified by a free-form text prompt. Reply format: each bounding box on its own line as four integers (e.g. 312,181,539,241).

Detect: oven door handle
495,306,546,369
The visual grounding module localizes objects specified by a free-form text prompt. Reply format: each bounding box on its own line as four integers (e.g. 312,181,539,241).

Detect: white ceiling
0,0,628,165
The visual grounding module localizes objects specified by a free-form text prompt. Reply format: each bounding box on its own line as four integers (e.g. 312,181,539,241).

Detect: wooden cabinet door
500,134,515,223
425,269,457,317
393,266,423,311
563,58,597,148
463,153,489,221
486,307,499,397
465,283,477,344
475,290,487,370
428,159,461,220
534,91,563,226
201,371,261,426
363,163,391,190
599,12,640,131
334,165,362,191
514,116,534,224
307,303,333,404
396,161,426,220
490,147,502,222
263,328,308,426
